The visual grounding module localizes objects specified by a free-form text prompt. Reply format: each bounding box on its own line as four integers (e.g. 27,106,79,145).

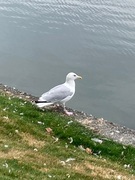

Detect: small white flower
3,162,8,168
3,116,9,120
68,137,73,143
37,121,44,125
60,161,66,166
91,138,103,144
67,121,73,125
65,143,68,148
4,145,8,148
15,130,19,133
124,164,130,168
48,174,52,178
65,158,75,163
78,145,85,151
52,137,59,143
117,175,122,180
66,174,70,178
34,148,38,152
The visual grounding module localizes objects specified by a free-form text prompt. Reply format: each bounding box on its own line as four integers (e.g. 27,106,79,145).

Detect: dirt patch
20,132,45,148
0,116,14,125
73,161,135,180
0,148,50,173
0,149,26,159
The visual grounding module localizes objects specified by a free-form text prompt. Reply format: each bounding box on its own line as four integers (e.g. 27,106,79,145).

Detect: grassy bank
0,92,135,180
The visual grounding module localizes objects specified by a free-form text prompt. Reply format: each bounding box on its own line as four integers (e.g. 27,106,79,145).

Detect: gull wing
40,84,73,103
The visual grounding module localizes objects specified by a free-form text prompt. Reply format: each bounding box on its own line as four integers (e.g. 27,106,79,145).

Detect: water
0,0,135,129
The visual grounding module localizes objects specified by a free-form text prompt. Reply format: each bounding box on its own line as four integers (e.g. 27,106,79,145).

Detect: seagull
35,72,82,115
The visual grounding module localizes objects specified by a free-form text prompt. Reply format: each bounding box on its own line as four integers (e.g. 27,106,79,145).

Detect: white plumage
35,72,82,115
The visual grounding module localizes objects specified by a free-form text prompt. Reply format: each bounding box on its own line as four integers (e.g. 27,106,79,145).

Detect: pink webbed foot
64,110,73,116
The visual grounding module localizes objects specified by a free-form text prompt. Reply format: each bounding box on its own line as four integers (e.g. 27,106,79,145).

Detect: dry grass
1,134,135,180
0,92,135,179
20,132,45,148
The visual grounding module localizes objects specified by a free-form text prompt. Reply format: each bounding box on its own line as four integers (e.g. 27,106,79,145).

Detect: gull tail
35,100,53,108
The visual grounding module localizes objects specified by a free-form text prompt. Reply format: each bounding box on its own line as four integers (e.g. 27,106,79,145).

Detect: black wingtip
35,100,47,103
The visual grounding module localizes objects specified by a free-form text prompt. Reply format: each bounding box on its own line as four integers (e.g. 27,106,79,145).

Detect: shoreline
1,83,135,147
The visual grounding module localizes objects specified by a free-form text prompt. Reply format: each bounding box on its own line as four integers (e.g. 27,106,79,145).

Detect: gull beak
77,75,82,79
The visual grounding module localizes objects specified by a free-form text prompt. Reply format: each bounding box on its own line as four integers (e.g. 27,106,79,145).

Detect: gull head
66,72,82,82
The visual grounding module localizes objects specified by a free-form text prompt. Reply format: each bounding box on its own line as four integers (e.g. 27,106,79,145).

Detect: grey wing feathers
40,84,73,103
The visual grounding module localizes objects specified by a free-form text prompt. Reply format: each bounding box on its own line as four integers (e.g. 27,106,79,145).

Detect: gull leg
63,103,73,116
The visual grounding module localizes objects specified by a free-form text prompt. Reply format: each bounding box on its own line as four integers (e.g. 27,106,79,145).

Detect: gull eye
73,74,76,77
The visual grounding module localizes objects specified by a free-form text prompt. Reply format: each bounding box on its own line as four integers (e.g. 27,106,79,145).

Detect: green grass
0,92,135,179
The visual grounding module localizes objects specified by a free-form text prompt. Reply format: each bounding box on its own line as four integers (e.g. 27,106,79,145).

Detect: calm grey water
0,0,135,129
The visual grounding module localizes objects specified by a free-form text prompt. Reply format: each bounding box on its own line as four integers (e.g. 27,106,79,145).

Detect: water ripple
1,0,135,128
0,0,135,54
